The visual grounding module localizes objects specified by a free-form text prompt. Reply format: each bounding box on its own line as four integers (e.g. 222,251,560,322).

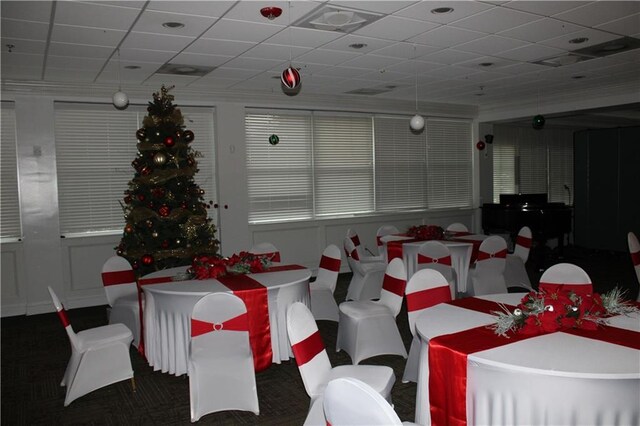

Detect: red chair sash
406,286,451,312
477,248,507,261
349,248,360,261
382,274,406,297
102,269,136,286
631,250,640,266
516,235,532,249
57,309,70,328
191,312,248,337
291,329,325,366
319,255,341,272
350,234,361,247
417,254,452,266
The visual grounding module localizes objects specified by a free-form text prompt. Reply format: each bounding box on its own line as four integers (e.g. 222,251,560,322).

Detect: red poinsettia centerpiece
491,286,638,337
189,251,272,279
406,224,444,241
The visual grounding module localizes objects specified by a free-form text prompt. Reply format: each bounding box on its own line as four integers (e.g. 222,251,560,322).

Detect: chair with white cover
376,225,400,256
416,240,456,299
504,226,533,291
101,255,141,348
47,286,134,407
310,244,342,322
344,237,387,301
445,222,469,234
286,302,395,406
189,292,259,422
346,228,385,264
401,269,451,383
468,235,508,296
323,378,418,426
538,263,593,297
249,242,281,263
336,258,408,365
628,232,640,301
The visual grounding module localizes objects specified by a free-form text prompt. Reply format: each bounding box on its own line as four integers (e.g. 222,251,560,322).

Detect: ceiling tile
456,55,518,69
170,52,233,68
46,55,106,71
48,42,114,59
1,38,46,55
421,48,484,65
313,66,370,78
221,56,286,72
455,35,529,55
450,7,542,34
595,13,640,37
263,27,344,48
146,0,235,18
553,1,640,27
54,1,140,30
408,25,488,48
0,64,42,80
539,28,619,50
353,15,439,41
372,42,441,59
496,43,566,62
223,1,320,24
295,48,360,66
121,32,195,52
503,1,588,17
187,76,240,89
143,73,201,87
184,38,254,56
97,60,157,84
498,18,584,43
132,10,217,37
51,24,127,47
1,52,43,68
243,43,312,61
1,1,53,23
384,59,445,75
395,1,495,24
205,67,262,80
1,18,50,41
118,48,177,63
340,54,406,70
44,67,98,82
320,34,394,53
329,1,416,14
201,18,283,43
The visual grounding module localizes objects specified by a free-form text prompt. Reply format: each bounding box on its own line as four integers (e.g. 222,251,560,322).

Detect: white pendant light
112,48,129,109
410,45,424,131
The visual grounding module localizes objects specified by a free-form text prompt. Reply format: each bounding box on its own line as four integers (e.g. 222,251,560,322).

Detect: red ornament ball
161,240,170,249
124,195,132,204
132,261,139,270
141,254,154,266
158,204,171,217
476,141,486,151
137,194,146,201
136,129,146,141
181,201,188,209
163,136,175,147
184,130,195,143
281,66,301,89
141,166,152,175
124,224,134,234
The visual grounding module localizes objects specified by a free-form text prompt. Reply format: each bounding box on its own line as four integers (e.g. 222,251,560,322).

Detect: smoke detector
294,5,382,33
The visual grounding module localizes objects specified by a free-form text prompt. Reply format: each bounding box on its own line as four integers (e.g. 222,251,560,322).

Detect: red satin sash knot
406,286,451,312
102,269,136,286
191,312,248,337
291,329,325,366
418,254,452,266
319,255,341,272
477,248,507,261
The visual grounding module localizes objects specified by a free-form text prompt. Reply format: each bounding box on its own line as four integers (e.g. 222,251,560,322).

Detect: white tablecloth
141,266,311,376
414,293,640,425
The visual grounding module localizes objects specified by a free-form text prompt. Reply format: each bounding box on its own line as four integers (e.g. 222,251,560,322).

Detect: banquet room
1,1,639,424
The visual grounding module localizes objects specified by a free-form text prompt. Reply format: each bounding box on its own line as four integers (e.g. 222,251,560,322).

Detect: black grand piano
482,194,572,252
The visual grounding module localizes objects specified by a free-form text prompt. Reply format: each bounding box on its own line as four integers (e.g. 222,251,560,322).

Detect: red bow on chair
477,249,507,261
191,312,248,337
417,254,452,266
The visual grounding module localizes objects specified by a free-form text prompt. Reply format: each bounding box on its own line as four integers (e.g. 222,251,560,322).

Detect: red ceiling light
260,6,283,20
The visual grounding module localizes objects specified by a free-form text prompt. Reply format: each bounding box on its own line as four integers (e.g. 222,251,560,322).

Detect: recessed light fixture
349,43,368,49
431,7,454,14
124,65,140,70
162,21,185,29
600,43,627,52
479,62,494,67
572,75,586,79
569,37,589,44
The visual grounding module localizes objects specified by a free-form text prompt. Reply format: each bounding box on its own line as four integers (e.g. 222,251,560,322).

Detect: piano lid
499,193,548,206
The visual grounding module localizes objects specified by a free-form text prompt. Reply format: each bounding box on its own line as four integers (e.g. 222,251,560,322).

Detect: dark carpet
2,245,637,425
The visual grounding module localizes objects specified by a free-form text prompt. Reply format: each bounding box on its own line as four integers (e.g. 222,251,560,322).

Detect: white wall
2,83,482,316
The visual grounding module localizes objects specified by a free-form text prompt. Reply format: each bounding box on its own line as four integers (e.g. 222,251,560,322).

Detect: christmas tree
117,85,219,277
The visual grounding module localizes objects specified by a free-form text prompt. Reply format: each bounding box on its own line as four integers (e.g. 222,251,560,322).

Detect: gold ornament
153,153,167,166
152,231,159,238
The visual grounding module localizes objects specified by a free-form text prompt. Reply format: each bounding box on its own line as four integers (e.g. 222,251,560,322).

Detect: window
1,103,22,239
247,109,473,223
55,104,216,235
492,125,573,204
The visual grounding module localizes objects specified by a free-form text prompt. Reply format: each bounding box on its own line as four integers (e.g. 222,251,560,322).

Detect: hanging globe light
410,114,425,131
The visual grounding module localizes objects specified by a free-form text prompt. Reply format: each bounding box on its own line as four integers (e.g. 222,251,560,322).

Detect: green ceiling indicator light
269,134,280,145
532,114,546,130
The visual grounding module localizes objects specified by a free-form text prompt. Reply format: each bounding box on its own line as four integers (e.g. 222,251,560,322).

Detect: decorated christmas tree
117,85,219,277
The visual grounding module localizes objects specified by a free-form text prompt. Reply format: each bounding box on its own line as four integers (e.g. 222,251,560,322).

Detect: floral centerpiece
406,224,444,241
189,251,272,279
491,286,638,337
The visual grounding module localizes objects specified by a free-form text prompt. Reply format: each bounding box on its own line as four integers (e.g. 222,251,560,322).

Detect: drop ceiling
1,1,639,127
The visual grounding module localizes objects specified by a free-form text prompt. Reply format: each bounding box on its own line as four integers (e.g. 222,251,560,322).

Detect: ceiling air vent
532,53,593,68
155,63,216,76
294,5,382,33
573,36,640,58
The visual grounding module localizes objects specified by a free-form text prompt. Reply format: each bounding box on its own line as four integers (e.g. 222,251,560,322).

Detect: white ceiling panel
502,1,588,17
118,48,177,63
595,13,640,37
47,42,113,59
0,65,43,80
450,7,541,34
1,18,50,41
455,35,529,55
539,28,620,50
44,68,98,82
184,38,255,56
0,1,52,22
143,73,201,87
372,42,441,59
54,1,141,30
223,0,320,25
553,1,640,27
408,25,487,48
131,10,217,37
221,56,286,72
320,34,395,54
243,43,312,61
340,54,404,70
328,1,416,15
46,55,106,70
2,52,44,68
498,18,584,43
201,18,283,43
497,43,566,62
396,1,494,24
295,48,360,66
421,48,484,65
263,27,343,48
146,1,235,18
353,15,439,41
205,67,263,80
121,32,195,52
1,38,46,55
169,52,233,68
51,24,126,47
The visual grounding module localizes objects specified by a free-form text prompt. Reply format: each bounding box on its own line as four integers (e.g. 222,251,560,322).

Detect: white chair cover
303,395,326,426
468,235,508,296
249,242,281,263
336,258,408,365
504,226,533,291
446,223,469,233
416,240,456,299
101,255,142,347
310,244,342,321
344,237,386,301
346,228,385,264
401,269,451,383
286,302,395,403
47,286,134,407
539,263,593,296
188,292,259,422
324,378,418,426
513,226,533,263
628,232,640,301
376,225,400,256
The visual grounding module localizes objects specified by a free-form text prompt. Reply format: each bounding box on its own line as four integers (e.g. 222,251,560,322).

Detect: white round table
414,293,640,425
141,266,311,376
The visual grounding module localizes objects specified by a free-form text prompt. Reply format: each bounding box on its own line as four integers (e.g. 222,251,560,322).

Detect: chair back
378,258,407,317
475,235,508,274
446,222,469,234
286,302,332,397
48,286,79,346
316,244,341,293
376,225,400,256
323,377,403,426
539,263,592,296
513,226,533,263
249,242,281,263
417,240,454,283
404,269,451,337
101,256,137,307
343,237,364,276
628,232,640,291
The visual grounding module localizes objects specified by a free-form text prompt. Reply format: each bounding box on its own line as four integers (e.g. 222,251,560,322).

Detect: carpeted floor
2,245,637,425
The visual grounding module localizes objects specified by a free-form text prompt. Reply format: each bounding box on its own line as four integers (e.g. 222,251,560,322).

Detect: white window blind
492,139,517,203
314,114,373,216
55,104,216,235
246,112,313,223
425,118,472,209
375,116,427,211
547,129,574,204
517,129,547,194
1,104,22,239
